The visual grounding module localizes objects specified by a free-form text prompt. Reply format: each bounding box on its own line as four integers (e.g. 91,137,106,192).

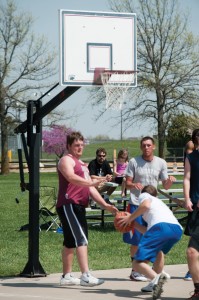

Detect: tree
89,0,199,158
42,125,73,158
166,113,199,156
0,0,57,174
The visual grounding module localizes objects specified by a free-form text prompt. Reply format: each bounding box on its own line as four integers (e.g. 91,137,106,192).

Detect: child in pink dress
114,149,128,197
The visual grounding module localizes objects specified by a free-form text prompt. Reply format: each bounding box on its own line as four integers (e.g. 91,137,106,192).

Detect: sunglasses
98,154,106,158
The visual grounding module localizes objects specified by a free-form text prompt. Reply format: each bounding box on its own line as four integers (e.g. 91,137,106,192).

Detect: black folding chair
39,186,61,232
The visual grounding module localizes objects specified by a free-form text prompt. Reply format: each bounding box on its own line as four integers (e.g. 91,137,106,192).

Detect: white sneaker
80,272,104,287
141,282,154,292
152,273,167,300
130,270,148,282
60,273,80,286
162,270,171,279
141,271,170,293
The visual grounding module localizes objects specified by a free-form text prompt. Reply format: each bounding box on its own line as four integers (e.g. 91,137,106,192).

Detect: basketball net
101,71,135,110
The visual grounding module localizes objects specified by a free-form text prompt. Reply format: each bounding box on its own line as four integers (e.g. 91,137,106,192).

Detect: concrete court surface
0,264,193,300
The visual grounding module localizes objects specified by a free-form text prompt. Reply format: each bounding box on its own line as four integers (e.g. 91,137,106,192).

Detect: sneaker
187,290,199,299
60,273,80,286
184,271,192,281
162,270,171,279
152,273,167,300
130,270,148,282
141,282,154,292
80,272,104,287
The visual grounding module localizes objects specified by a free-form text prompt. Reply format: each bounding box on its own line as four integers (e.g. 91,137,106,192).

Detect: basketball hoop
101,70,137,110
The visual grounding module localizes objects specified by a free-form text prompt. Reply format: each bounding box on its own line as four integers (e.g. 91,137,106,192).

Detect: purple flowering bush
42,125,73,158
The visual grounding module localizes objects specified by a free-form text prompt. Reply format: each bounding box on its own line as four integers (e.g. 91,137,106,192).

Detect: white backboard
59,10,137,86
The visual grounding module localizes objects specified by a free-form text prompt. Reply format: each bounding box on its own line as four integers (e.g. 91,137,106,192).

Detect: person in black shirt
88,147,117,199
184,129,199,299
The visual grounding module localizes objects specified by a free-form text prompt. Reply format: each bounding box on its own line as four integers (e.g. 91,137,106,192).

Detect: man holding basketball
124,136,176,282
56,131,118,287
119,185,183,300
184,129,199,300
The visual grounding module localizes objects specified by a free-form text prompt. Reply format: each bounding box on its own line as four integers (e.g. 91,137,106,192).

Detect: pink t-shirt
116,162,128,175
57,155,90,208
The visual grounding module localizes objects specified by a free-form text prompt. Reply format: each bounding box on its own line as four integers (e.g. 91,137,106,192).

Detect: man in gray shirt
124,136,176,283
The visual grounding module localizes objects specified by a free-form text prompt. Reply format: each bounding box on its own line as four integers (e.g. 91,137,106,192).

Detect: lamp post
16,101,21,123
120,101,126,140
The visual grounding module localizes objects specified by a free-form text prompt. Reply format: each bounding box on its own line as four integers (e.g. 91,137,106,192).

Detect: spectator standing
183,129,199,299
88,147,117,201
124,136,176,282
56,132,118,287
184,139,194,281
113,149,129,197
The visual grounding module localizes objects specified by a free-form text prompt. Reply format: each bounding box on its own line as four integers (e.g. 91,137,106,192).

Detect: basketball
114,211,134,233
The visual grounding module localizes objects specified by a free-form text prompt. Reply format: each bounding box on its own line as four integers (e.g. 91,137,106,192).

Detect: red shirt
56,155,90,207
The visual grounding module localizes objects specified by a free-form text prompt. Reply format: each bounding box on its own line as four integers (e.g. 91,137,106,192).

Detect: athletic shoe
162,270,171,279
130,270,148,282
60,273,80,286
186,290,199,299
80,272,104,287
152,267,171,279
152,273,167,300
141,282,154,292
141,271,170,293
184,271,192,281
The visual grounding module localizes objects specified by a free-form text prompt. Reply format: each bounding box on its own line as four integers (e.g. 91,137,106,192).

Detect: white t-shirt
138,192,182,230
125,156,168,205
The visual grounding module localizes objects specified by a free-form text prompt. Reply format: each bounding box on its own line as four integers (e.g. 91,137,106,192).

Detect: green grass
0,172,189,277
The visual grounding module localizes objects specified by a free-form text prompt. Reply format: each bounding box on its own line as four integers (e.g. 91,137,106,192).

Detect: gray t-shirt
125,155,168,205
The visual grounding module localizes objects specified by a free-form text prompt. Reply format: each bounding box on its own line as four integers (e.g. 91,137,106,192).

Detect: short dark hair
66,131,84,149
140,136,155,146
141,185,157,197
191,129,199,144
96,147,107,156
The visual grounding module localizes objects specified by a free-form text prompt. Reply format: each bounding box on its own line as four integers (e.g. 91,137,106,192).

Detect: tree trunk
0,101,9,175
157,91,166,159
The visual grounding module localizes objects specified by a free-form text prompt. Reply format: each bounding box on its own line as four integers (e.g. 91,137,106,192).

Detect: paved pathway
0,264,193,300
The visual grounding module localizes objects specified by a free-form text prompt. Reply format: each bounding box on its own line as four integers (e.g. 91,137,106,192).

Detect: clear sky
6,0,199,139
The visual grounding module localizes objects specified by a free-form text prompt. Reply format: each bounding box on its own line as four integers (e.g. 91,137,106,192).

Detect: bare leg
76,245,89,274
62,245,90,275
187,247,199,283
62,246,74,274
133,260,157,280
121,178,126,197
130,245,138,260
107,186,117,196
153,251,164,274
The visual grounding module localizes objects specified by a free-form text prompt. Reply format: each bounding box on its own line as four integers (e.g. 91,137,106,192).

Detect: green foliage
0,172,188,277
166,113,193,156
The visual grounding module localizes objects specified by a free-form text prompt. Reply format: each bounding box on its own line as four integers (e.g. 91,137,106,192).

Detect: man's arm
162,175,176,190
89,186,118,214
125,176,143,191
119,199,150,226
183,157,192,211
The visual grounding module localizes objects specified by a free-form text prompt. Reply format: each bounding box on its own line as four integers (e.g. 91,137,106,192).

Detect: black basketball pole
14,86,80,277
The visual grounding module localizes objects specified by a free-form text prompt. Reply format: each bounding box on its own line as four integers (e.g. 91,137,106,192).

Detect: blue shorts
123,204,147,245
134,222,183,263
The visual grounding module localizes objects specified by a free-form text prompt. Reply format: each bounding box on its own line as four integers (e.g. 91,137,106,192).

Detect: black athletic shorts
185,205,199,249
115,176,124,185
57,203,88,248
